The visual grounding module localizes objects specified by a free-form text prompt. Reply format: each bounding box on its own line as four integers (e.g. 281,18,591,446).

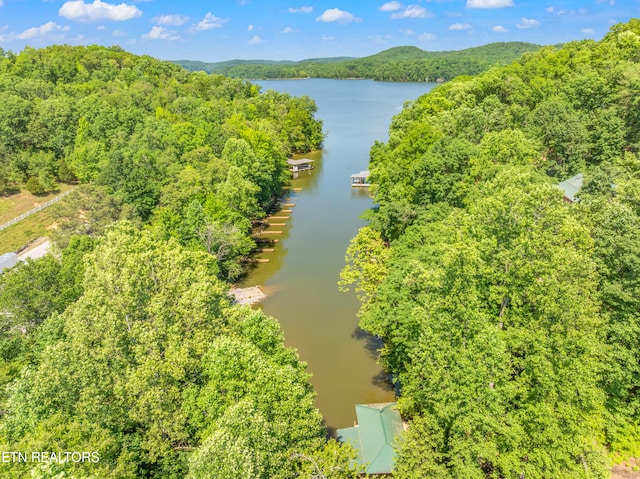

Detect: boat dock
350,170,370,187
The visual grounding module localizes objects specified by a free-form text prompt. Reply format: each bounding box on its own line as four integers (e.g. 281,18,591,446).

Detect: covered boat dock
350,170,370,187
287,158,314,172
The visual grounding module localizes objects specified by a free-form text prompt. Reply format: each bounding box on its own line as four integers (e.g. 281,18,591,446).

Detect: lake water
242,79,436,431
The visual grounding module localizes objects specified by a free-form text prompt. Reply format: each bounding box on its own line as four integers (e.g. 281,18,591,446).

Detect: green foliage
343,19,640,477
339,226,391,308
0,224,348,478
0,44,323,276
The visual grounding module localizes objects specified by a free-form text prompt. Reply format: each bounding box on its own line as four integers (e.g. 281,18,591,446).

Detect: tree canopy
342,19,640,477
0,44,324,279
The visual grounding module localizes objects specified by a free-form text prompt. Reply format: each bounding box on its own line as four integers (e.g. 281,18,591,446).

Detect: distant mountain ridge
172,42,542,82
174,56,357,73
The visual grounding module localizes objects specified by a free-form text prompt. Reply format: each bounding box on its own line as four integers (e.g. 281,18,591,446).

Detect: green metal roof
336,402,404,474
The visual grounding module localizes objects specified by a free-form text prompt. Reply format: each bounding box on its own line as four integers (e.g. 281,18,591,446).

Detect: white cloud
400,28,415,35
379,1,402,11
369,33,394,43
152,14,189,26
492,25,508,32
248,34,264,44
97,24,106,30
596,0,614,4
516,17,540,28
466,0,513,8
281,26,300,33
391,4,432,19
0,1,4,6
143,25,180,40
321,34,334,40
449,22,472,30
547,7,588,16
316,8,361,24
247,24,254,31
582,28,594,34
112,29,127,36
289,6,313,13
59,0,142,22
14,21,70,39
194,12,226,31
419,32,436,40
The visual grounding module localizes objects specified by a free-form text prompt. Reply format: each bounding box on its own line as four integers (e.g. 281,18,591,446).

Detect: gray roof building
557,173,583,203
0,252,18,273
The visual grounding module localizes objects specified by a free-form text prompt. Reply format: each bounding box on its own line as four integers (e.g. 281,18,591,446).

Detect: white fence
0,188,77,232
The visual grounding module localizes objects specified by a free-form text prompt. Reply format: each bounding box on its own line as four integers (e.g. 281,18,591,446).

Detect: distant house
336,402,405,475
557,173,584,203
0,252,18,273
350,170,370,187
287,158,314,173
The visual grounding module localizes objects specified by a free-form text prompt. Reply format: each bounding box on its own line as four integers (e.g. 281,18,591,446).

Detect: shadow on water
325,425,339,439
351,326,384,361
352,326,395,393
371,369,395,392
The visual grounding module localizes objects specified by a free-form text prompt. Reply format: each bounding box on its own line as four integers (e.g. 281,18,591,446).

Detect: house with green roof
336,402,405,475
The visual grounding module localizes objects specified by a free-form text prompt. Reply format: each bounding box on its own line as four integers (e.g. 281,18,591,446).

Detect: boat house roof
350,170,370,179
336,402,404,475
287,158,314,166
557,173,583,203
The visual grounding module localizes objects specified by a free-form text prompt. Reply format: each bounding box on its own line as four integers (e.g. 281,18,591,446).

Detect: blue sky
0,0,638,61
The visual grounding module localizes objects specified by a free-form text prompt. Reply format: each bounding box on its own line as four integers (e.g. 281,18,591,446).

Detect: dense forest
174,42,542,82
340,19,640,478
0,45,363,478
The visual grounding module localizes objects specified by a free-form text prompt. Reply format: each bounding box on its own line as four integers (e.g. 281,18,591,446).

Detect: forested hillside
341,19,640,478
175,42,541,82
0,45,361,478
0,44,324,277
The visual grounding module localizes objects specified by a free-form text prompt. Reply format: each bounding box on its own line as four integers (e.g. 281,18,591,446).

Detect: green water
242,79,436,431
